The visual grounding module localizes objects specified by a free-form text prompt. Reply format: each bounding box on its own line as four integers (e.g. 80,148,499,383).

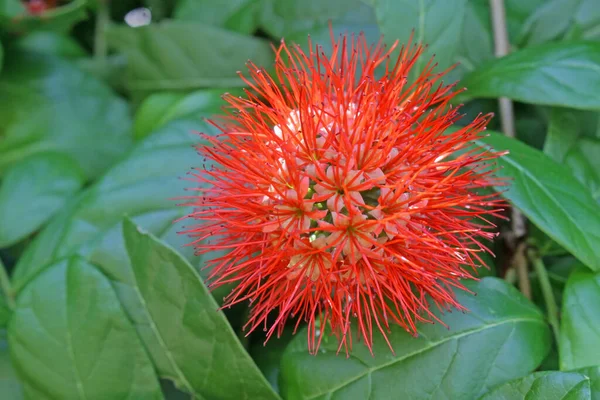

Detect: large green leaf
174,0,260,34
504,0,547,42
460,42,600,110
518,0,581,45
8,257,162,399
121,219,280,399
453,1,493,79
560,267,600,370
371,0,467,76
133,89,228,140
517,0,600,44
106,21,274,94
10,117,213,291
280,278,550,400
0,338,22,399
479,371,591,400
577,367,600,400
0,153,84,248
0,50,132,179
259,0,369,38
545,109,600,202
477,132,600,271
15,31,87,59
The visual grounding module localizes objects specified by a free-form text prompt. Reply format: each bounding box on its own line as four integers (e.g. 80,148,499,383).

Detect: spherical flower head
180,31,506,354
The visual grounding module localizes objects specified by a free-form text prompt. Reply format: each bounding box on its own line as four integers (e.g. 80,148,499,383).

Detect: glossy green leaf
280,278,550,400
133,89,227,140
0,338,22,399
0,50,132,179
518,0,580,45
371,0,467,75
504,0,546,41
477,132,600,271
8,257,162,399
283,1,380,58
479,371,591,400
0,153,84,248
10,117,220,291
174,0,260,34
576,367,600,400
517,0,600,44
453,1,493,79
259,0,369,38
0,0,87,33
566,0,600,40
460,42,600,110
560,267,600,370
544,109,600,203
10,118,209,289
106,21,274,94
122,219,280,399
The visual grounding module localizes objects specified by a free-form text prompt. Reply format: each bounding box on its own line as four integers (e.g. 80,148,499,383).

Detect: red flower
23,0,56,15
181,32,506,354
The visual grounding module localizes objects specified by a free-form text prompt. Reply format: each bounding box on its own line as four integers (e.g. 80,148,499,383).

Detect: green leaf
133,89,227,140
0,50,132,180
371,0,467,76
106,21,274,95
15,31,87,59
8,257,162,399
10,118,209,291
517,0,600,44
518,0,581,45
460,42,600,110
504,0,547,42
282,1,380,57
0,338,22,399
174,0,261,34
0,0,87,33
479,371,591,400
280,278,550,400
576,367,600,400
251,327,296,393
0,153,85,248
560,267,600,370
477,132,600,271
566,0,600,40
545,109,600,202
0,0,25,18
259,0,369,38
453,1,493,78
122,218,280,399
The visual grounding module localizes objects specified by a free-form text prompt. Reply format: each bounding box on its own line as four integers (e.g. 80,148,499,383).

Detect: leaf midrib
303,317,545,399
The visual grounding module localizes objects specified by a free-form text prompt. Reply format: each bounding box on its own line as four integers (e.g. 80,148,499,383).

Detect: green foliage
479,371,591,400
560,267,600,370
478,133,600,271
460,42,600,110
122,218,280,399
0,1,598,399
280,278,550,400
0,153,84,248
